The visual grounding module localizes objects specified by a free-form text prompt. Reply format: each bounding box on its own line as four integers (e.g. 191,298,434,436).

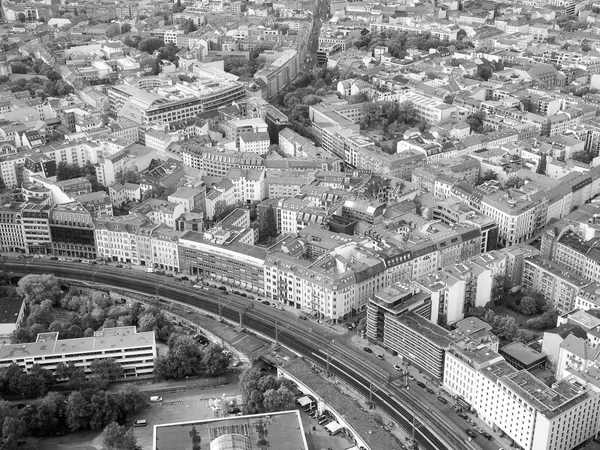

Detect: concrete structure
0,326,157,379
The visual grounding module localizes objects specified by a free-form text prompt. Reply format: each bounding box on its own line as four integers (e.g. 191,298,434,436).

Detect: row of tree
13,275,175,344
239,365,297,414
155,335,231,380
0,386,146,450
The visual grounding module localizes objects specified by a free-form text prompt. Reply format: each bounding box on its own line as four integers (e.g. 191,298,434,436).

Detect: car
298,315,307,320
248,295,255,300
71,259,81,263
218,286,226,291
232,291,240,295
180,276,189,281
475,427,485,435
49,256,58,260
467,419,476,426
81,259,90,264
90,261,97,265
166,273,174,278
408,375,415,381
155,270,165,275
376,354,384,360
58,257,67,262
146,267,154,273
363,347,373,353
482,432,492,440
416,381,426,388
393,364,402,371
150,396,163,402
116,264,123,268
134,419,147,427
344,323,353,329
437,396,448,404
261,300,270,306
210,284,217,288
240,293,247,298
202,287,210,291
426,387,434,394
458,413,468,420
465,429,476,439
451,405,462,413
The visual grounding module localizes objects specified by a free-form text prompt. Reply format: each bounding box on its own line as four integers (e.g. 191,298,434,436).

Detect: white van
146,267,155,273
150,396,163,403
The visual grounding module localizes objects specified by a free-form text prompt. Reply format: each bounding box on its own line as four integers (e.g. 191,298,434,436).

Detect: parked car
240,293,247,298
482,432,492,440
58,257,68,262
180,276,189,281
426,388,435,394
408,375,415,381
458,413,468,420
475,427,485,435
150,396,163,403
134,420,147,427
261,300,270,306
202,287,210,291
393,364,402,371
467,419,476,427
437,396,448,404
218,286,226,291
363,347,373,353
465,429,476,439
416,381,426,388
298,315,307,320
376,354,384,360
49,257,58,261
81,259,90,264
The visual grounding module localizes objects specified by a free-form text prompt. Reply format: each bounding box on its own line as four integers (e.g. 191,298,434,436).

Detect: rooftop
0,326,154,360
154,411,308,450
500,341,546,367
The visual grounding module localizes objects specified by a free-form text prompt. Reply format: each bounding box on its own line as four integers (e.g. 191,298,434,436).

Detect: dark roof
0,297,23,324
545,323,588,340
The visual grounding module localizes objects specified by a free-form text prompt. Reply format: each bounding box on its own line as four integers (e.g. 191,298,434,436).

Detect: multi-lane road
6,259,482,450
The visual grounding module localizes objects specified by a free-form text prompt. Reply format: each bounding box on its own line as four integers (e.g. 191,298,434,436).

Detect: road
6,259,481,450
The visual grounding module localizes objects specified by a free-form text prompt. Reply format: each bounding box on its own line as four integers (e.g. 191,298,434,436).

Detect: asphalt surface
6,259,483,450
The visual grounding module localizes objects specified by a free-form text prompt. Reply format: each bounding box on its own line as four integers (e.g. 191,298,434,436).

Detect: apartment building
227,168,267,204
478,189,547,247
254,49,300,98
131,199,185,229
109,78,245,125
266,170,315,198
522,255,591,314
0,326,157,379
239,132,270,155
205,179,236,221
444,343,600,450
178,229,266,293
49,201,97,260
0,202,25,253
20,203,52,255
94,214,153,264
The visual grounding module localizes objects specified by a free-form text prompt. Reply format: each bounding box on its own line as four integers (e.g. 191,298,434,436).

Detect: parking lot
132,385,244,449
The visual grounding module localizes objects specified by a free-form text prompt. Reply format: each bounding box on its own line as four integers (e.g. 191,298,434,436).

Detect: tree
466,111,485,133
537,153,547,174
505,177,525,189
137,307,174,342
360,103,382,129
477,170,497,185
477,65,492,81
490,315,518,342
572,150,591,164
30,392,66,436
154,335,205,380
202,345,231,377
102,422,138,450
90,359,123,382
28,300,55,328
120,23,132,34
183,19,197,34
527,309,559,330
17,13,25,22
56,162,84,181
490,274,508,306
262,386,295,412
138,38,165,54
17,274,62,305
519,296,538,315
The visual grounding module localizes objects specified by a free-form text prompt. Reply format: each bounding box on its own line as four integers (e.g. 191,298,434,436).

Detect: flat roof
154,411,308,450
0,326,154,360
500,341,546,366
0,297,23,325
